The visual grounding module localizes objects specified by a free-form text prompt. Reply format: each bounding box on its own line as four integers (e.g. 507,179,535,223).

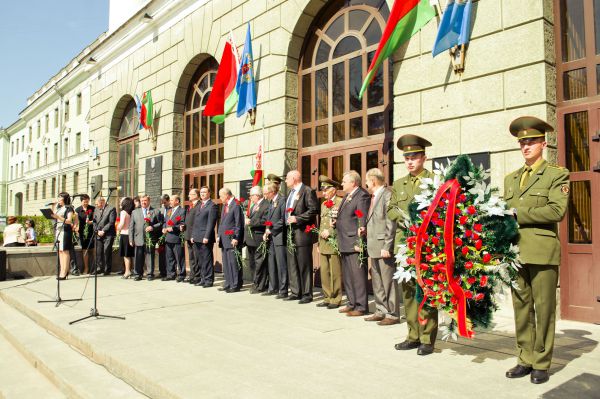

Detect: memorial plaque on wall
239,179,254,200
145,156,163,208
432,152,491,184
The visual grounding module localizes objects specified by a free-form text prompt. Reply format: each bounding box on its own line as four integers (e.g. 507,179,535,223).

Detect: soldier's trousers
512,264,558,371
402,279,438,345
319,252,342,305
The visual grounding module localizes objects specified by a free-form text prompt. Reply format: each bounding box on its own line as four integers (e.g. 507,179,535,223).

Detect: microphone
45,201,56,207
71,193,84,198
108,186,122,192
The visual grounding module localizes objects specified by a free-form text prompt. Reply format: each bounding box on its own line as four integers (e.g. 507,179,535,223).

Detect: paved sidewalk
0,275,599,398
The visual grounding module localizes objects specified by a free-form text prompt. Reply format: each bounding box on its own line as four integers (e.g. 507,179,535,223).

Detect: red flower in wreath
480,275,489,287
324,200,334,208
354,209,364,218
459,215,468,225
454,237,463,246
473,223,483,232
464,261,474,270
482,253,492,263
264,221,273,227
461,247,469,256
475,239,483,251
467,277,476,285
475,293,485,301
467,205,477,215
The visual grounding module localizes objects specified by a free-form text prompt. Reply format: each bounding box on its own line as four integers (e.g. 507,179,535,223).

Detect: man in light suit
217,188,244,292
129,195,162,281
362,168,398,325
335,170,370,317
92,197,117,275
263,176,288,297
245,185,270,294
184,189,201,284
161,195,186,281
284,170,318,304
191,186,218,287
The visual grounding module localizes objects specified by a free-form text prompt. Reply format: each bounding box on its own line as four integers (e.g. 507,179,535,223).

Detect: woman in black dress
75,194,95,274
50,192,75,279
117,197,135,278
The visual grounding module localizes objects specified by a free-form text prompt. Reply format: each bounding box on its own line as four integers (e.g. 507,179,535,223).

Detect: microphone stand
39,203,82,306
70,188,125,324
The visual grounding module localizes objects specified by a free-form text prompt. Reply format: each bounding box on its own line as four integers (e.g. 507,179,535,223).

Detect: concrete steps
0,299,147,399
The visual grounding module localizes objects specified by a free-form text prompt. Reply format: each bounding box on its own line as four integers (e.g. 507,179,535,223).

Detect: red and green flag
204,34,239,124
140,90,154,129
359,0,436,99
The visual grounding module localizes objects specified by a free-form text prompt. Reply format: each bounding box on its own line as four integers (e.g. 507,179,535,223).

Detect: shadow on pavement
541,373,600,398
436,328,598,374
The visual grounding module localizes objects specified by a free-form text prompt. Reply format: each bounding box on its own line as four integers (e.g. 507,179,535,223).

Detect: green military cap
397,134,432,156
318,175,342,190
509,116,553,141
266,173,282,184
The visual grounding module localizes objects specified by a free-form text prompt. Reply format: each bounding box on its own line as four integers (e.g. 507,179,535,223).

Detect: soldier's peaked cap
318,175,342,190
397,134,432,155
266,173,282,184
509,116,553,140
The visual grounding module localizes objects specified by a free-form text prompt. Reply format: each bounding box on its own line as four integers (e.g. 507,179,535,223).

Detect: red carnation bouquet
175,215,185,244
354,209,366,265
286,207,296,254
144,217,154,250
113,217,121,252
83,208,93,241
395,155,520,340
225,229,243,269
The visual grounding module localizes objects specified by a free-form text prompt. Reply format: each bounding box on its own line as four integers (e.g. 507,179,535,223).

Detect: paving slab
1,274,599,399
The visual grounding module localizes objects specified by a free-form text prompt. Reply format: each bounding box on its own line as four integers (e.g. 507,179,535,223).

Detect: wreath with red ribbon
395,155,521,340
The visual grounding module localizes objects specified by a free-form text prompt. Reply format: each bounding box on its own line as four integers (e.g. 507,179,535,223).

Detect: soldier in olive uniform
315,175,344,309
503,117,569,384
388,134,438,356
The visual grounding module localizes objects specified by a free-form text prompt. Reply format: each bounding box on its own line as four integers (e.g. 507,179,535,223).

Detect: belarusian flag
359,0,436,99
141,90,154,129
204,33,239,124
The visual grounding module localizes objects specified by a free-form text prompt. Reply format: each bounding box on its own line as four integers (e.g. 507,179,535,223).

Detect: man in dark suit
92,196,117,275
161,195,186,281
335,170,370,317
191,186,218,287
217,188,244,292
245,186,270,294
184,188,201,284
157,194,170,278
129,195,162,281
284,170,318,304
263,176,287,297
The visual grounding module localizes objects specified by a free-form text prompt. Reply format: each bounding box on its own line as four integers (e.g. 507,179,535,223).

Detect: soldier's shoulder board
547,164,569,172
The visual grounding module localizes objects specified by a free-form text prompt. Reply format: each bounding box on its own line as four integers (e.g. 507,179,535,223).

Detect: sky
0,1,109,128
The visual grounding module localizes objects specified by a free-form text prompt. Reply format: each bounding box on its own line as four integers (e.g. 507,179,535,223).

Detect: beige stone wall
391,0,556,189
87,0,555,199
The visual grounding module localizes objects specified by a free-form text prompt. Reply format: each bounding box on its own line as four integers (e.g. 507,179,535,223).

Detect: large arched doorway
297,1,392,188
116,99,140,201
182,57,223,202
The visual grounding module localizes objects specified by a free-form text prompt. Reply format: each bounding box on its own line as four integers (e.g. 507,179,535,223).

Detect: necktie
143,208,147,218
224,203,229,214
520,166,532,189
369,193,375,214
285,189,296,224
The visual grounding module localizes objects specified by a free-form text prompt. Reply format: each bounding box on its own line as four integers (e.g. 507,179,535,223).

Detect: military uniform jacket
504,160,569,266
388,169,434,249
318,196,342,255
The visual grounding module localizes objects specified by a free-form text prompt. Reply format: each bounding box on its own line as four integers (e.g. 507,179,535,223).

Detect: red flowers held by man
167,220,175,227
224,230,234,236
264,221,273,227
286,208,294,213
354,209,364,218
175,216,182,222
86,209,93,215
324,200,334,208
144,217,151,223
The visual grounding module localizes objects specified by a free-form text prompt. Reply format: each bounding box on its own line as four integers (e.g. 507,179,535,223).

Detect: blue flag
432,0,473,57
236,23,257,117
134,94,143,129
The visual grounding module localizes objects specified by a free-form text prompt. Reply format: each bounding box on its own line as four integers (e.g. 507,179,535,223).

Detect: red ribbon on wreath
414,179,474,338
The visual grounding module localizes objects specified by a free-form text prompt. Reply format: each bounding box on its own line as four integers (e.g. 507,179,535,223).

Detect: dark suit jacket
287,184,318,247
266,193,286,246
217,199,244,249
244,199,270,247
335,187,370,253
191,199,218,243
93,205,117,237
162,206,186,244
184,201,200,241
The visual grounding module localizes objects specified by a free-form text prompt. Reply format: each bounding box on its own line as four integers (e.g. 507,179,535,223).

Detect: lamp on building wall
142,13,153,22
87,57,97,64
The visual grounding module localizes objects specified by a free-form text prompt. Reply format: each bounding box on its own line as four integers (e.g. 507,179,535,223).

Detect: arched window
117,100,139,198
183,58,223,200
298,1,392,187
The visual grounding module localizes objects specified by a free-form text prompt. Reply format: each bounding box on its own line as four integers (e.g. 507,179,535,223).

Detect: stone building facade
2,0,599,323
